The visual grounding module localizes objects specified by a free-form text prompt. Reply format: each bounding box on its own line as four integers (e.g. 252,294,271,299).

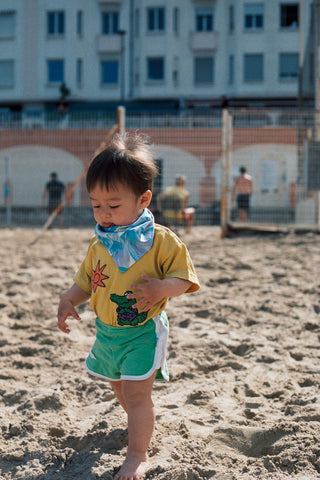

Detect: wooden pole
117,105,126,135
220,109,233,238
30,108,124,245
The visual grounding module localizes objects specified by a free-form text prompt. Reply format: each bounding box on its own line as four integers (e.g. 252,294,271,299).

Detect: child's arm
58,283,91,334
129,275,192,312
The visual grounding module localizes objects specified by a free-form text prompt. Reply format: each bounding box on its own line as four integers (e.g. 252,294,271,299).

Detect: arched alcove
214,143,297,208
0,145,84,206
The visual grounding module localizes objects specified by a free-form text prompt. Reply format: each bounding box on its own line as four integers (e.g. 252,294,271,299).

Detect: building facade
0,0,316,113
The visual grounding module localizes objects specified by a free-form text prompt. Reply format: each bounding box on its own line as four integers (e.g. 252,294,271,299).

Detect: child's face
89,182,151,227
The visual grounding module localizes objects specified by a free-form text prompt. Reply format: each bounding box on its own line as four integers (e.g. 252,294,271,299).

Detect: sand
1,226,320,480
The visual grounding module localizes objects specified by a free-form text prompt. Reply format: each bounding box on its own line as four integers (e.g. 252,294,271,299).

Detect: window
102,12,119,34
76,58,83,87
77,10,83,36
244,4,264,29
47,11,65,36
194,57,214,84
0,60,14,87
47,59,64,83
229,55,234,84
280,3,299,28
229,5,234,32
147,7,165,32
172,69,178,83
244,54,263,81
196,8,213,32
101,60,118,84
0,11,15,39
279,53,298,79
262,161,278,190
135,9,140,36
173,7,179,33
310,53,314,85
147,57,164,81
134,57,140,86
173,56,178,83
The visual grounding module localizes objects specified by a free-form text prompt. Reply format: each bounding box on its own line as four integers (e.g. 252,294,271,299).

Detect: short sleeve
159,231,200,293
73,239,95,295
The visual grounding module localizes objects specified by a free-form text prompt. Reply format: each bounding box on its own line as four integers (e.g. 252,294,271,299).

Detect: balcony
97,0,122,4
190,31,218,51
96,34,122,54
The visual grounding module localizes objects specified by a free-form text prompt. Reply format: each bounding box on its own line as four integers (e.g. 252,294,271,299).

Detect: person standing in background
232,166,253,222
42,172,65,228
4,179,12,206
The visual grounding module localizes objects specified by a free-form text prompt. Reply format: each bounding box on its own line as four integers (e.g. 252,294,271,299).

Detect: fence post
316,191,320,225
117,106,126,135
4,156,12,226
220,109,233,238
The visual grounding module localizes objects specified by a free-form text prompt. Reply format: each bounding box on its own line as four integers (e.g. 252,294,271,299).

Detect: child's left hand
129,275,191,312
129,275,166,312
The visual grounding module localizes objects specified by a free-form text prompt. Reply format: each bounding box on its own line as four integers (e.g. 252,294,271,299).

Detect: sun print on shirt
91,260,109,293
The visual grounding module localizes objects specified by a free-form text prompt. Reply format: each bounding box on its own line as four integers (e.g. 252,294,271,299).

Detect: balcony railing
97,0,122,4
190,31,218,51
96,34,122,53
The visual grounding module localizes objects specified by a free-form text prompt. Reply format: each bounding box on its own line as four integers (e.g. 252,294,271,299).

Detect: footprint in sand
60,426,127,452
209,425,292,457
228,343,254,357
186,390,211,406
16,390,65,411
195,309,212,319
178,319,190,328
298,378,315,387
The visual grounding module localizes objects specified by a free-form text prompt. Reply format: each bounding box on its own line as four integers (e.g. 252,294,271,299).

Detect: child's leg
110,380,127,412
113,371,157,480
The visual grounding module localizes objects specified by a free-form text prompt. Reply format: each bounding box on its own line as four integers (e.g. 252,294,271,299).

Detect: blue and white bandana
95,208,154,273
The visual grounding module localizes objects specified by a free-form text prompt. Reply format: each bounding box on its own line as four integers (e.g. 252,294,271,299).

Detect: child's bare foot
114,455,150,480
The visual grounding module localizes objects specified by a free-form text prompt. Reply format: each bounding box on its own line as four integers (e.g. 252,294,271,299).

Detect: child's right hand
57,298,81,334
57,284,90,334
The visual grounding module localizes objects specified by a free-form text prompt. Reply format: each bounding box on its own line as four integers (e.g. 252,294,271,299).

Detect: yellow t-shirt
161,186,189,220
74,223,200,327
164,186,188,202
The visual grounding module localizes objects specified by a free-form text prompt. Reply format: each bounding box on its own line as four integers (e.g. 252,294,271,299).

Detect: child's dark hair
86,133,157,196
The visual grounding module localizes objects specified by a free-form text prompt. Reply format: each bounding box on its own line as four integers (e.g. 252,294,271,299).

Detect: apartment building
0,0,316,113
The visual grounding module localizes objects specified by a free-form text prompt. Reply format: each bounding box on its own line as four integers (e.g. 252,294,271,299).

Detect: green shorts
85,312,169,382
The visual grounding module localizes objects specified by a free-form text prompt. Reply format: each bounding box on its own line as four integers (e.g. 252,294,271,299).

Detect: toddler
57,133,200,480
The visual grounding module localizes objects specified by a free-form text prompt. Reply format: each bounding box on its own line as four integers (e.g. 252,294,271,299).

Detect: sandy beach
1,226,320,480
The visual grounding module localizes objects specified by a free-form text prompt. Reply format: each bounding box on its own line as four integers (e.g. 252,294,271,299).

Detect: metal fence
220,108,320,232
0,108,319,230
